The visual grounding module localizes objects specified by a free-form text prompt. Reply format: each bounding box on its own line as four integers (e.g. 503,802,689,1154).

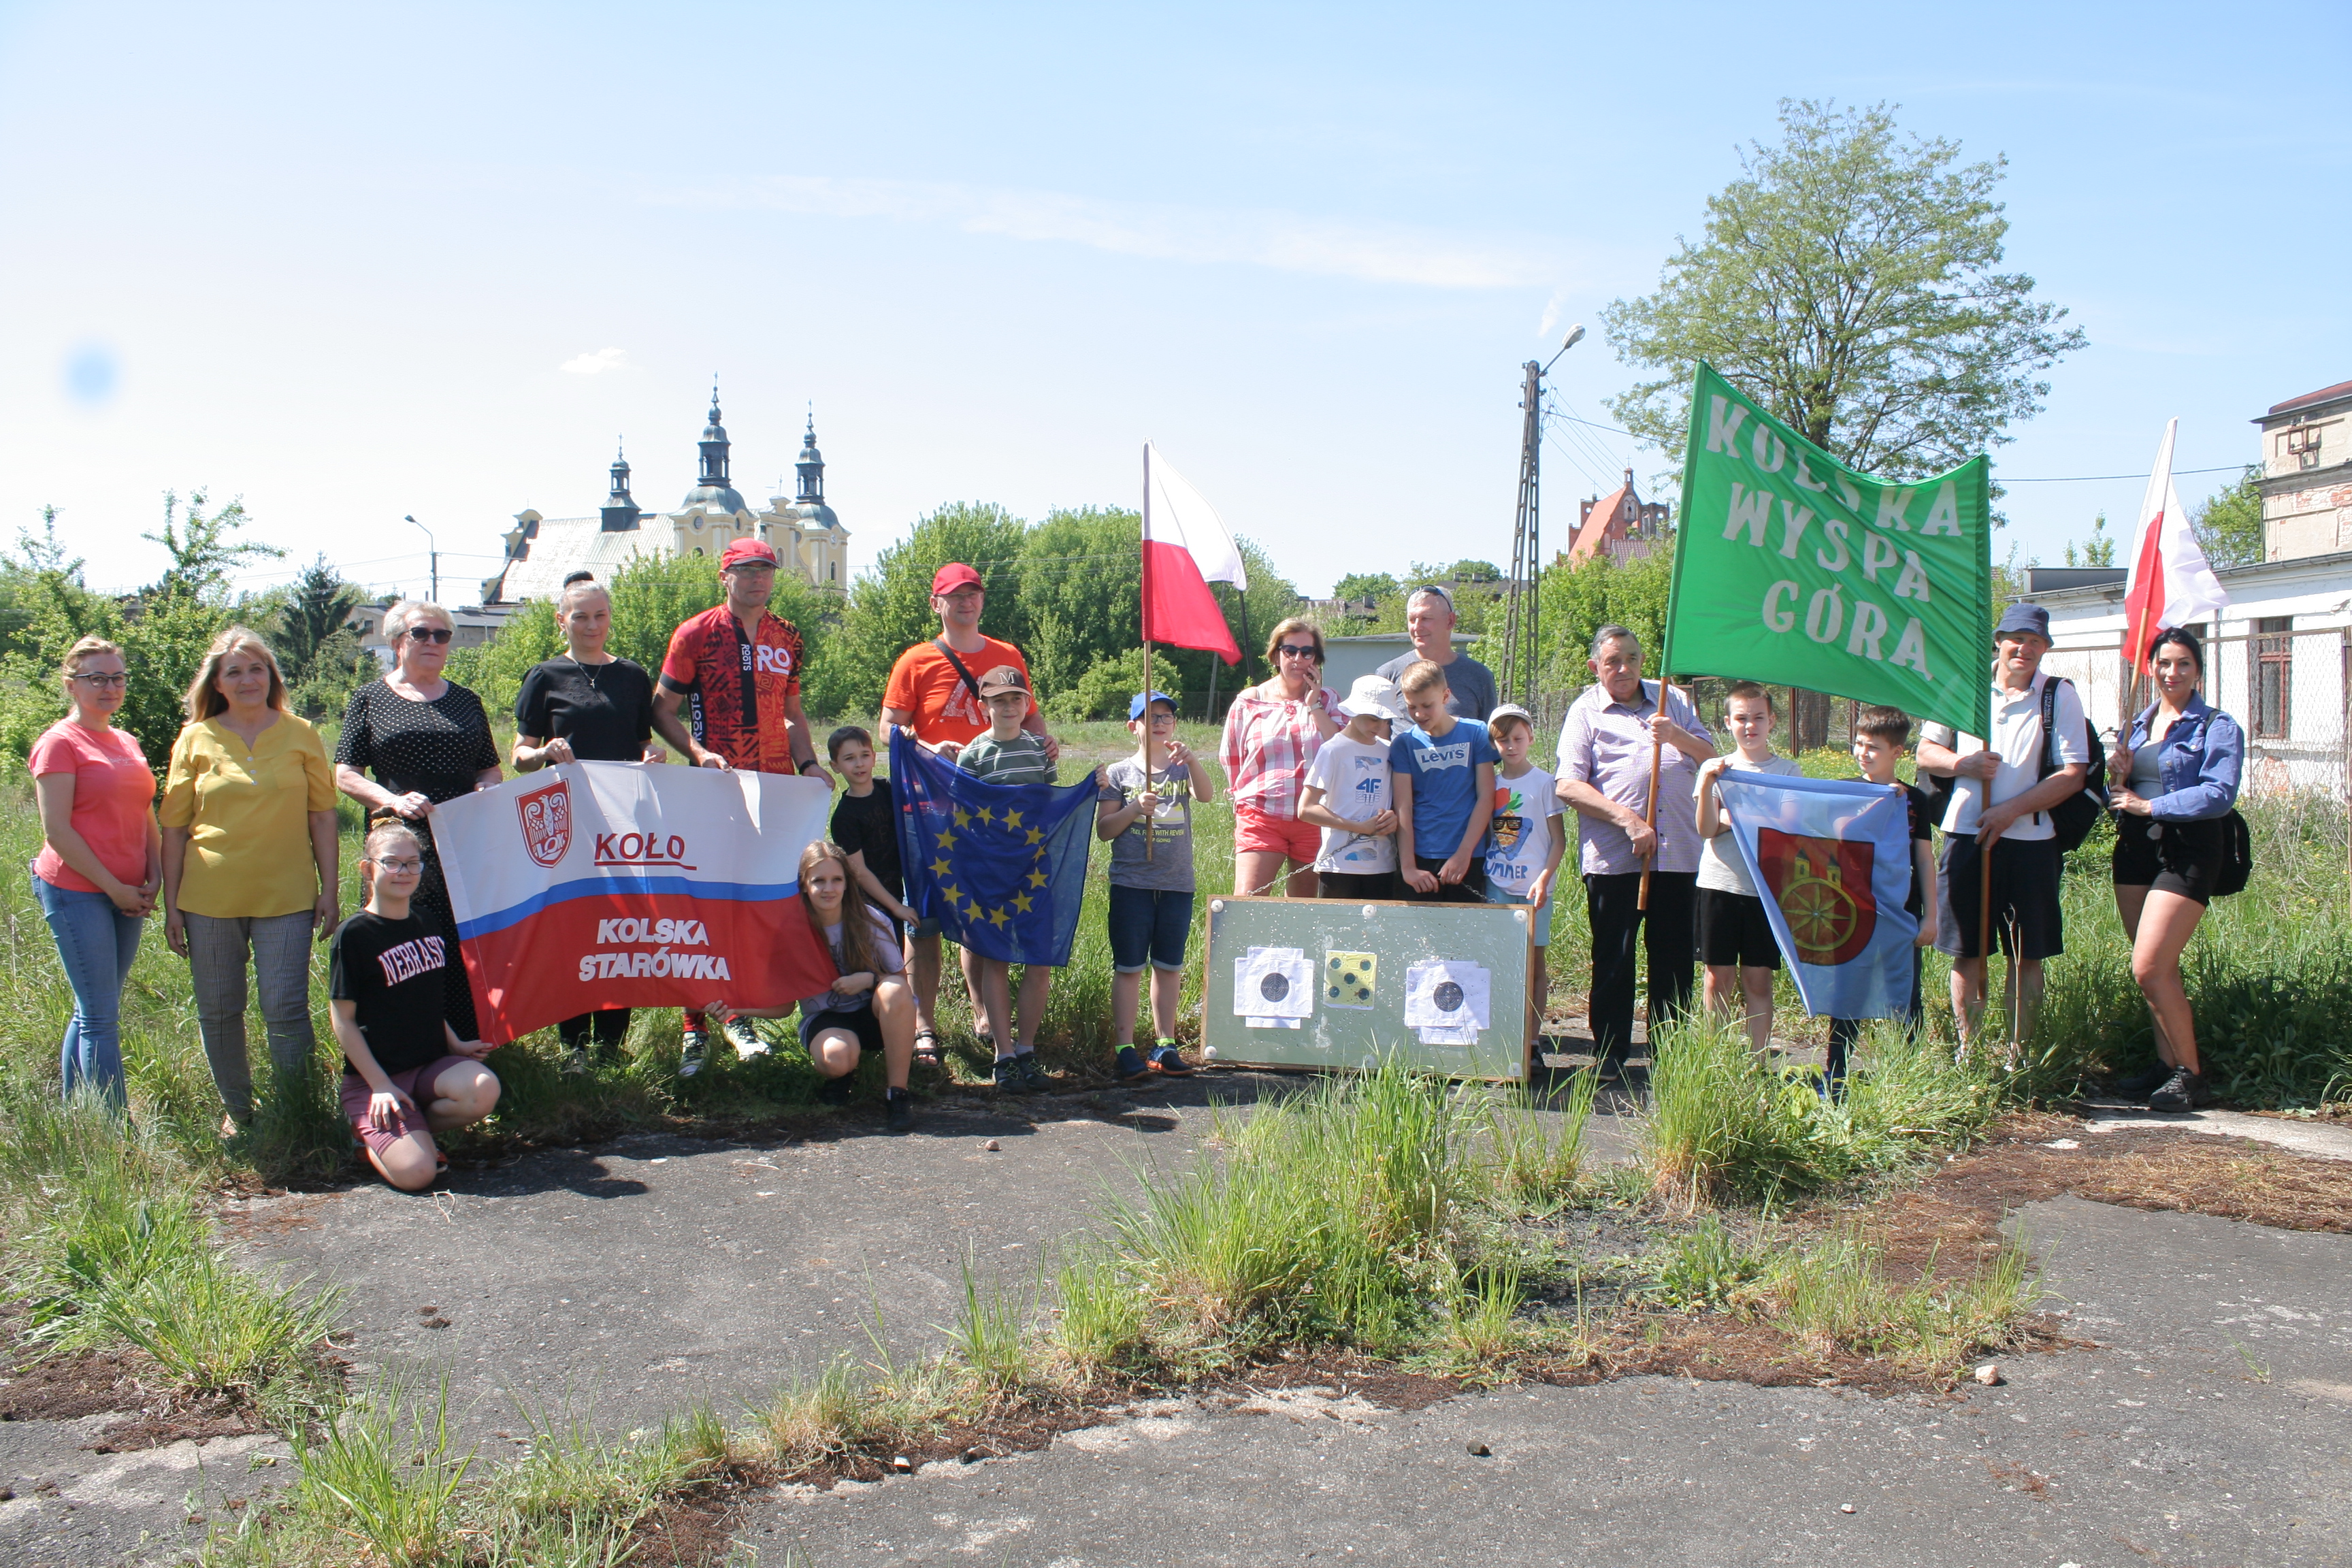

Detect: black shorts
1406,855,1488,904
799,1004,885,1057
1936,836,2064,960
1320,869,1401,901
1695,887,1781,970
2111,813,2225,906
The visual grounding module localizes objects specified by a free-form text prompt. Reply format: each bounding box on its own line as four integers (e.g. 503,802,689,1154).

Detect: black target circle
1260,972,1290,1003
1433,980,1465,1013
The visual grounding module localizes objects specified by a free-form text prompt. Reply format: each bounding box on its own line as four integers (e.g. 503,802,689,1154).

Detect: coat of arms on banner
516,779,573,868
1754,828,1875,966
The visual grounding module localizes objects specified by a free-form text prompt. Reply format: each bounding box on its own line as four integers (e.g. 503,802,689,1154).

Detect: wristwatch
798,759,825,777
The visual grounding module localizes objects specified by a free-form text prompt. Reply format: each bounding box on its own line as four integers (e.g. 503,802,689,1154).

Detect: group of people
27,552,2244,1193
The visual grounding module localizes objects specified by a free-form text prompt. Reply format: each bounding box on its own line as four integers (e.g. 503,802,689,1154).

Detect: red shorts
1234,804,1320,866
340,1056,475,1159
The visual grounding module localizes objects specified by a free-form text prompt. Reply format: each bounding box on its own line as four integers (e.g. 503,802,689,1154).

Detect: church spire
796,407,825,504
601,437,642,532
698,380,730,487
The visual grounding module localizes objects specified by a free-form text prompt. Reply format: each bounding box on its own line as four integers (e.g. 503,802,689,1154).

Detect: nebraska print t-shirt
329,909,454,1077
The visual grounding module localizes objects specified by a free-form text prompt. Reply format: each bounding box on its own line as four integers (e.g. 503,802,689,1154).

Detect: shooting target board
1202,897,1532,1081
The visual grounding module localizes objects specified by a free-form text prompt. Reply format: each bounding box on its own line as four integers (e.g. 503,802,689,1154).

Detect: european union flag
890,731,1098,965
1714,772,1922,1019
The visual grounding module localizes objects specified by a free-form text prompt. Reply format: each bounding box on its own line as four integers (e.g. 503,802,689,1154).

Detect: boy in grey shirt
1096,690,1215,1081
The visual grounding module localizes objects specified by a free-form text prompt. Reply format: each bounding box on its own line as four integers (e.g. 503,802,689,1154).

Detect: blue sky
3,1,2345,602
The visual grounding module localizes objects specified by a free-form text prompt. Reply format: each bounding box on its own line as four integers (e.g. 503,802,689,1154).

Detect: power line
2001,464,2246,484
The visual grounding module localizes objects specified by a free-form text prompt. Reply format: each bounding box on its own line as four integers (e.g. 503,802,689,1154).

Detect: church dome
681,485,749,514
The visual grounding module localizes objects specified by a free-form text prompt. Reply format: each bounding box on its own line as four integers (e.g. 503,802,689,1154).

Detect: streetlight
405,514,438,604
1499,324,1585,707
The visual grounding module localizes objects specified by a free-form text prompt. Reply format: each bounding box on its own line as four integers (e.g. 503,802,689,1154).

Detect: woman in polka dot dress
333,600,502,1037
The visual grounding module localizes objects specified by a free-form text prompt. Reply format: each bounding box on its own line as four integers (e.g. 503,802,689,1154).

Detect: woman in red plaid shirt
1218,617,1341,898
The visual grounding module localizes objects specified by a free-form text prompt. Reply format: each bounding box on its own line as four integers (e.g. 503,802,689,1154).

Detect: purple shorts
340,1056,474,1159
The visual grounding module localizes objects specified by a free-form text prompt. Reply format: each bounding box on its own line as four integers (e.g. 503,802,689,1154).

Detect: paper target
1325,951,1377,1010
1402,960,1490,1030
1232,946,1314,1020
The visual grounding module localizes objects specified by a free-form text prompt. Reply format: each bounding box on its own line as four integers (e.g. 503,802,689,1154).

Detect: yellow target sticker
1325,951,1377,1009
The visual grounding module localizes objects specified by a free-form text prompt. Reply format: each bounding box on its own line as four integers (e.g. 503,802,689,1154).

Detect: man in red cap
880,561,1060,1060
653,536,830,1075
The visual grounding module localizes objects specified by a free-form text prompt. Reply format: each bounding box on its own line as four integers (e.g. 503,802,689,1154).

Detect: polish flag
2122,418,2228,664
1142,442,1246,664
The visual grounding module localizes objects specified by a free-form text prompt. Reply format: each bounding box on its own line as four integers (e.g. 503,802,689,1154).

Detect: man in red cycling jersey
653,537,830,1075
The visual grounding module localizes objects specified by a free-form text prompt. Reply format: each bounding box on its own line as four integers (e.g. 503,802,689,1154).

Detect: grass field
2,708,2347,1563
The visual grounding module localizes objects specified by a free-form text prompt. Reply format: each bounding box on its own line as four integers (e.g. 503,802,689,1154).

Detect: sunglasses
1276,644,1321,659
403,627,455,644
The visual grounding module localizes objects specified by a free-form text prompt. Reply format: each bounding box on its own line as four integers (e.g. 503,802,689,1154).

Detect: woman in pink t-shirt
29,636,161,1107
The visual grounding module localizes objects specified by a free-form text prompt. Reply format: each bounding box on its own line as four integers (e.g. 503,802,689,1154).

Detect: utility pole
1499,325,1583,708
405,514,438,604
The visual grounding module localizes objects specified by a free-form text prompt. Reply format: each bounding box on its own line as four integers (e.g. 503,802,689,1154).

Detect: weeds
1741,1226,2039,1374
1487,1069,1598,1207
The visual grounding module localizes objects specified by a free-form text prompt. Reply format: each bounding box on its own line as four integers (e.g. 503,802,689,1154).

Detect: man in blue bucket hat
1917,602,2092,1043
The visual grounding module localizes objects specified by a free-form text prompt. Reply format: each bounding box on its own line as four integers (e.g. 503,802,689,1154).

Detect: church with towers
481,387,850,605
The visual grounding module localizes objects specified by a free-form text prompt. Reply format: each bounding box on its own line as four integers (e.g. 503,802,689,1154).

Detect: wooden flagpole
1142,443,1156,864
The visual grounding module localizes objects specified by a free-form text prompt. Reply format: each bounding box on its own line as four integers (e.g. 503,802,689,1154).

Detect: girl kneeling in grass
703,840,917,1131
330,822,500,1191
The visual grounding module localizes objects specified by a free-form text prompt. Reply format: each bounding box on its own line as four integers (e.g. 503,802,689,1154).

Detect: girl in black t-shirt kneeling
329,823,501,1190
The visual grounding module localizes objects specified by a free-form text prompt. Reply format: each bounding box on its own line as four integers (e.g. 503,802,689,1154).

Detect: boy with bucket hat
1299,673,1407,901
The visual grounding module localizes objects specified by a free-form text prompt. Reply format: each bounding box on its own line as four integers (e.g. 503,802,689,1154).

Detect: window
2285,424,2324,470
2252,616,2293,739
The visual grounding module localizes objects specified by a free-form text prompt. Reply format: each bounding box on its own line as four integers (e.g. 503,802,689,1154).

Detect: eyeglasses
1276,644,1321,659
70,672,128,687
368,857,423,872
403,627,455,644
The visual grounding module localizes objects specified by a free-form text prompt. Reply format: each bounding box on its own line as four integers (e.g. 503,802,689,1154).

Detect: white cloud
561,346,630,376
654,176,1568,291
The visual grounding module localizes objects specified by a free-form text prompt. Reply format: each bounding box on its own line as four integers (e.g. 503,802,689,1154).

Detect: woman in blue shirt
2107,626,2243,1113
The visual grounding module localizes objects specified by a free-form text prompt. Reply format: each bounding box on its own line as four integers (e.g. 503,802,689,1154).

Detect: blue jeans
1107,885,1194,974
34,875,146,1107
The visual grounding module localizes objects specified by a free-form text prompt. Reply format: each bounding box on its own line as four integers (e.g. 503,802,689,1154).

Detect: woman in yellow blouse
160,627,340,1134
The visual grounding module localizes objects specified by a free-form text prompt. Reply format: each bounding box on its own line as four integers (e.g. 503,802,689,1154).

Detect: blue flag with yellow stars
889,730,1098,966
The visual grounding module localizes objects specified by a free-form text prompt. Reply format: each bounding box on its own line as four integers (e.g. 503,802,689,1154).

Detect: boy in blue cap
1097,690,1215,1080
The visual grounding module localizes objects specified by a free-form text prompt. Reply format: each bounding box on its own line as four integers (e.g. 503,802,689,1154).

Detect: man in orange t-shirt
880,563,1060,1056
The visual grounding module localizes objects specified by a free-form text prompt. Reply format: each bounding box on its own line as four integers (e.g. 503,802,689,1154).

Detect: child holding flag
1693,683,1802,1054
1824,706,1938,1094
1097,690,1213,1082
1483,704,1565,1043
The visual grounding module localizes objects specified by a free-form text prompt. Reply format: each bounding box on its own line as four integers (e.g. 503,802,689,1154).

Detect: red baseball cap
720,538,779,572
931,562,983,595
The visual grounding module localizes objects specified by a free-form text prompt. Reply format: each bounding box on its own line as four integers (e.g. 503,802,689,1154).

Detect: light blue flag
1713,773,1921,1019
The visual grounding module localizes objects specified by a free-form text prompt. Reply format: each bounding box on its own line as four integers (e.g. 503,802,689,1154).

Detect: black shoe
992,1058,1035,1096
817,1074,855,1107
884,1087,913,1132
2109,1064,2170,1097
2148,1066,2211,1113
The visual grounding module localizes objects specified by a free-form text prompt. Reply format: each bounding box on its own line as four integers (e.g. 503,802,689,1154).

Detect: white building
2034,378,2352,799
481,391,849,605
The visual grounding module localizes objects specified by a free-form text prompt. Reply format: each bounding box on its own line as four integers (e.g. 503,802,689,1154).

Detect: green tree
274,555,365,683
1516,549,1676,702
1330,572,1399,608
2063,511,2117,568
1447,560,1502,583
1018,506,1142,699
2191,466,2264,570
834,503,1033,713
1603,99,2085,481
144,491,282,599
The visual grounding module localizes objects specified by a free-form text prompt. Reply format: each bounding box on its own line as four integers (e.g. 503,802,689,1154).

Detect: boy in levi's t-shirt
1300,674,1406,900
1482,704,1565,1043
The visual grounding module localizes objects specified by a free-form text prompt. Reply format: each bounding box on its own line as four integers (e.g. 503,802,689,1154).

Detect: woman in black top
333,600,502,1038
512,574,658,1070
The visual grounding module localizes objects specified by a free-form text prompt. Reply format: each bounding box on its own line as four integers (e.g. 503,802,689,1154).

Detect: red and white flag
1141,442,1245,664
2122,418,2228,662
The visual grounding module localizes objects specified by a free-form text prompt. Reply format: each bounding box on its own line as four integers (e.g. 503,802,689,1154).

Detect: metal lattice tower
1498,358,1544,709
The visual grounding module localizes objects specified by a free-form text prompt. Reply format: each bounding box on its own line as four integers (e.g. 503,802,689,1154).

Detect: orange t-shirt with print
883,637,1034,749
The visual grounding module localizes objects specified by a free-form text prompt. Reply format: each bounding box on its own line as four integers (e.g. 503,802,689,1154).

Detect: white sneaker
725,1016,770,1058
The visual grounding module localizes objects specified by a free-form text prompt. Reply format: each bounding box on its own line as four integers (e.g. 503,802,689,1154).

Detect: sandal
913,1028,943,1067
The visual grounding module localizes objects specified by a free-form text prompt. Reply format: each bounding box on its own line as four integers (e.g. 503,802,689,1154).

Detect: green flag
1663,363,1991,740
